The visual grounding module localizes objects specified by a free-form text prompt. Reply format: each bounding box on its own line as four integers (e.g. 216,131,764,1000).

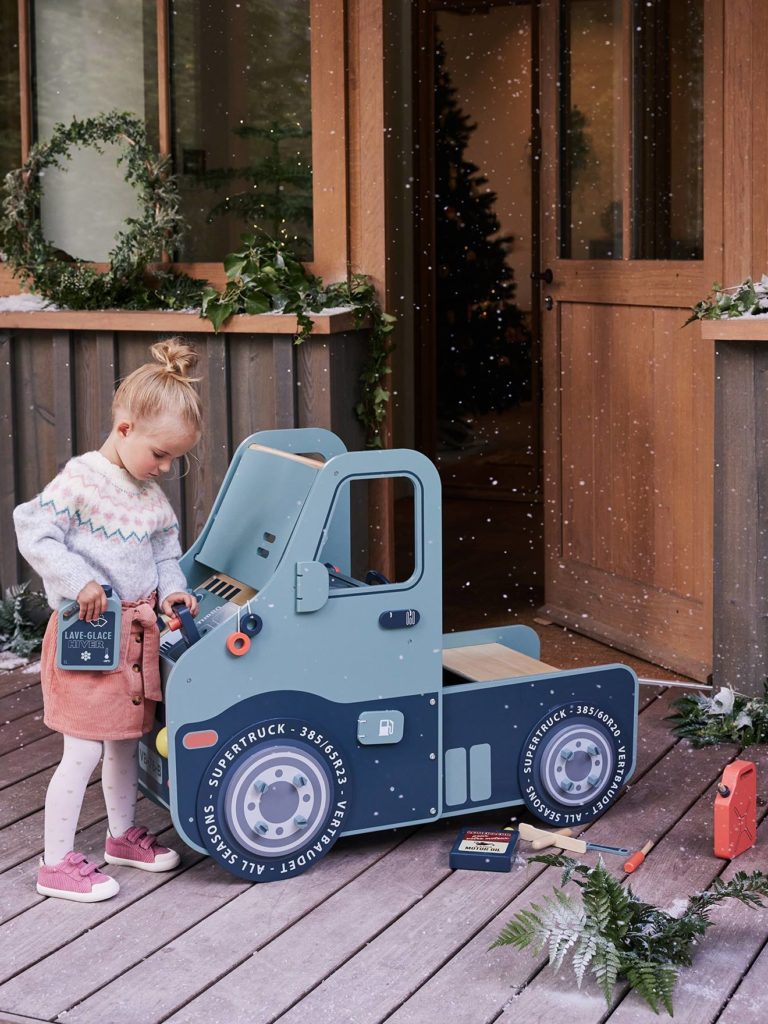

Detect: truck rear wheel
196,719,349,881
519,703,629,826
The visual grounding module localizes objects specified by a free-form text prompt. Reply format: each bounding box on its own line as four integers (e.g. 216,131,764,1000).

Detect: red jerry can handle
714,759,757,860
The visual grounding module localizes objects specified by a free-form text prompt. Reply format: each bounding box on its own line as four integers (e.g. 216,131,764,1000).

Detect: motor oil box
57,585,122,671
449,827,519,872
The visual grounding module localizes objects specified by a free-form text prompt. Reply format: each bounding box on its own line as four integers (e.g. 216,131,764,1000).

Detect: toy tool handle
168,603,201,647
623,841,654,873
530,827,574,851
61,583,112,620
518,822,587,854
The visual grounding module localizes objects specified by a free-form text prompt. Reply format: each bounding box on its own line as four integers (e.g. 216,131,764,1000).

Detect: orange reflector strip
183,730,219,750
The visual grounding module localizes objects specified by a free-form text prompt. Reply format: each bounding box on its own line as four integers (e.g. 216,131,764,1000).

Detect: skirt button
131,663,140,672
131,696,142,706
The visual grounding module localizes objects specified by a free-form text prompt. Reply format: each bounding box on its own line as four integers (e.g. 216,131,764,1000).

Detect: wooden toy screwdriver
623,841,654,873
516,822,630,857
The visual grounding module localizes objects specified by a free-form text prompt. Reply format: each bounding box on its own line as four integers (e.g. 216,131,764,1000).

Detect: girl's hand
161,591,199,618
76,581,108,621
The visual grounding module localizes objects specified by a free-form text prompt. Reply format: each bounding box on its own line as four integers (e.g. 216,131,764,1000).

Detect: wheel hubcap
225,745,331,856
539,724,615,806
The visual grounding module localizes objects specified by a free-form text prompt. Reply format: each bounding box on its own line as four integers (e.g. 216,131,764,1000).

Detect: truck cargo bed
442,642,557,682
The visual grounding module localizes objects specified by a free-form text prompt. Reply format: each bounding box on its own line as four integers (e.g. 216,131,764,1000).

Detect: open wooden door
537,0,721,680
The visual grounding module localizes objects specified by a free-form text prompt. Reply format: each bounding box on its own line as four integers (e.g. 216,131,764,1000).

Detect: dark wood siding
0,325,367,594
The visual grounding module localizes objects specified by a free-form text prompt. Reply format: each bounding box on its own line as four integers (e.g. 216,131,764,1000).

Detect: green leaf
203,298,237,332
243,295,271,315
223,255,247,279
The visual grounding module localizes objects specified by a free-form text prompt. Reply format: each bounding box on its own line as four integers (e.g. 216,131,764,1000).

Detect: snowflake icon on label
80,651,92,662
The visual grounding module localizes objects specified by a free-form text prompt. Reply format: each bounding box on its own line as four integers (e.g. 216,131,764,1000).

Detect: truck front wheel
519,703,629,826
196,719,350,881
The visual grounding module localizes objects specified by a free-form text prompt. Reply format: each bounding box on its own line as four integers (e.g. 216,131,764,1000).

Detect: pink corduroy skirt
40,596,162,741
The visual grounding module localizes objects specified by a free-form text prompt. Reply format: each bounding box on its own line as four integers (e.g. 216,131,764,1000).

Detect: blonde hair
113,338,202,431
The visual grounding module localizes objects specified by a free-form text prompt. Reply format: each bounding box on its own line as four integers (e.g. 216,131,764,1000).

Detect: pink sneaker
37,851,120,903
105,826,181,872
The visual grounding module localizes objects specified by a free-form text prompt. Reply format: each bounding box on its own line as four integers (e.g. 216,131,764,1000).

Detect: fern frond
572,931,598,986
547,889,586,969
590,939,621,1005
623,955,678,1016
582,860,631,942
492,890,585,965
492,904,549,951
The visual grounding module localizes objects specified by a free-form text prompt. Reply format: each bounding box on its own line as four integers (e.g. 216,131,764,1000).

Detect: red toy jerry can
714,759,757,859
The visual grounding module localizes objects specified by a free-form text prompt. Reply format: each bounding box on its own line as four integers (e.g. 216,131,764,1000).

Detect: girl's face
114,413,200,482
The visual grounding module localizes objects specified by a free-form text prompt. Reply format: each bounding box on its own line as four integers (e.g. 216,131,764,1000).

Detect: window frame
8,0,348,289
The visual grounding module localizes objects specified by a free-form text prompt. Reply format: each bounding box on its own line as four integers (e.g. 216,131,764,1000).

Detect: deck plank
1,665,766,1024
270,726,736,1024
0,780,108,873
0,819,196,989
0,732,63,791
0,795,172,925
0,687,43,726
0,711,50,758
0,853,239,1018
153,829,456,1024
486,747,765,1024
20,831,408,1023
0,665,40,699
602,750,768,1024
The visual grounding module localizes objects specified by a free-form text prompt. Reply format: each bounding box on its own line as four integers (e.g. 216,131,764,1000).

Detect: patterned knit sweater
13,450,188,609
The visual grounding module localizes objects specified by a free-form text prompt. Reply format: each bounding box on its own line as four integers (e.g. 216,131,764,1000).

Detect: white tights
44,734,139,865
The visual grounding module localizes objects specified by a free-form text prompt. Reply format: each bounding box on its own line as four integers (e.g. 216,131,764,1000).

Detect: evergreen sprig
0,582,50,657
492,853,768,1016
685,276,768,325
201,232,396,447
0,111,203,310
667,683,768,748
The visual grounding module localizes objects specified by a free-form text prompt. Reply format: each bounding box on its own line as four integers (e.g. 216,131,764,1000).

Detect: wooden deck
1,658,767,1024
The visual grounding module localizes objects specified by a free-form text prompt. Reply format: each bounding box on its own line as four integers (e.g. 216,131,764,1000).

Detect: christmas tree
434,39,531,429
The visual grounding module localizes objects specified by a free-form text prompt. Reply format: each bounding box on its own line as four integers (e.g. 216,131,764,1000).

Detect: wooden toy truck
138,428,638,881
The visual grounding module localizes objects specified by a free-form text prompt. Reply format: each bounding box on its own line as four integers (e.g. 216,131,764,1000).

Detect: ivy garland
0,111,201,310
200,233,396,448
0,115,395,445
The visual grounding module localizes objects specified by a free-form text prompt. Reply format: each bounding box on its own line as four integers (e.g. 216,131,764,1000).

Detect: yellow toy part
155,727,169,759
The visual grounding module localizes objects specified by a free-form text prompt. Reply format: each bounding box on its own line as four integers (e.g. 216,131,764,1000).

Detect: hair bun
150,338,199,381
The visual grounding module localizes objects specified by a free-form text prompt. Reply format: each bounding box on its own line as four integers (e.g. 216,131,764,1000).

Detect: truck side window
319,476,416,586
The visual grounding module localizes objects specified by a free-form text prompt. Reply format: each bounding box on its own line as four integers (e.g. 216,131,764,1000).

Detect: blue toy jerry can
56,585,122,671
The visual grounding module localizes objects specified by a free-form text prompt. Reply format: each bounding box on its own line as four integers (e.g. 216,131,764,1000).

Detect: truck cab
139,428,638,881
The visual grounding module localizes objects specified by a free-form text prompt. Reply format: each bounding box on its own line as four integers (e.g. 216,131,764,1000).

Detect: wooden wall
0,323,367,594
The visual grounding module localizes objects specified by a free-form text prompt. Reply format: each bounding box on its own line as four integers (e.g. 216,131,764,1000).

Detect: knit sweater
13,450,188,609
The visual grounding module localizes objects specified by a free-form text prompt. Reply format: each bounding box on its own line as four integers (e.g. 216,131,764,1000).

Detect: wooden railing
0,309,367,594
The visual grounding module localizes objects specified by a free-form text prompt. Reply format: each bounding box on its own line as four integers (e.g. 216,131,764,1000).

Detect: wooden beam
17,0,31,159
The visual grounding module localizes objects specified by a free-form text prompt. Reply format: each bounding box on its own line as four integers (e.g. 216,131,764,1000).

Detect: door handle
530,268,554,284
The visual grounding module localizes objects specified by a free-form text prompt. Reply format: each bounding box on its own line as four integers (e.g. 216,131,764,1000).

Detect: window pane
32,0,158,262
320,478,416,586
632,0,703,260
0,0,20,181
559,0,623,259
170,0,312,262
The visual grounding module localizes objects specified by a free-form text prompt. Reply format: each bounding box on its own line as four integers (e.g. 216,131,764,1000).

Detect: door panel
539,0,714,679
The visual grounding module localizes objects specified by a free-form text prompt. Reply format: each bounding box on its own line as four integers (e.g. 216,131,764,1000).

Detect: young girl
14,338,202,903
